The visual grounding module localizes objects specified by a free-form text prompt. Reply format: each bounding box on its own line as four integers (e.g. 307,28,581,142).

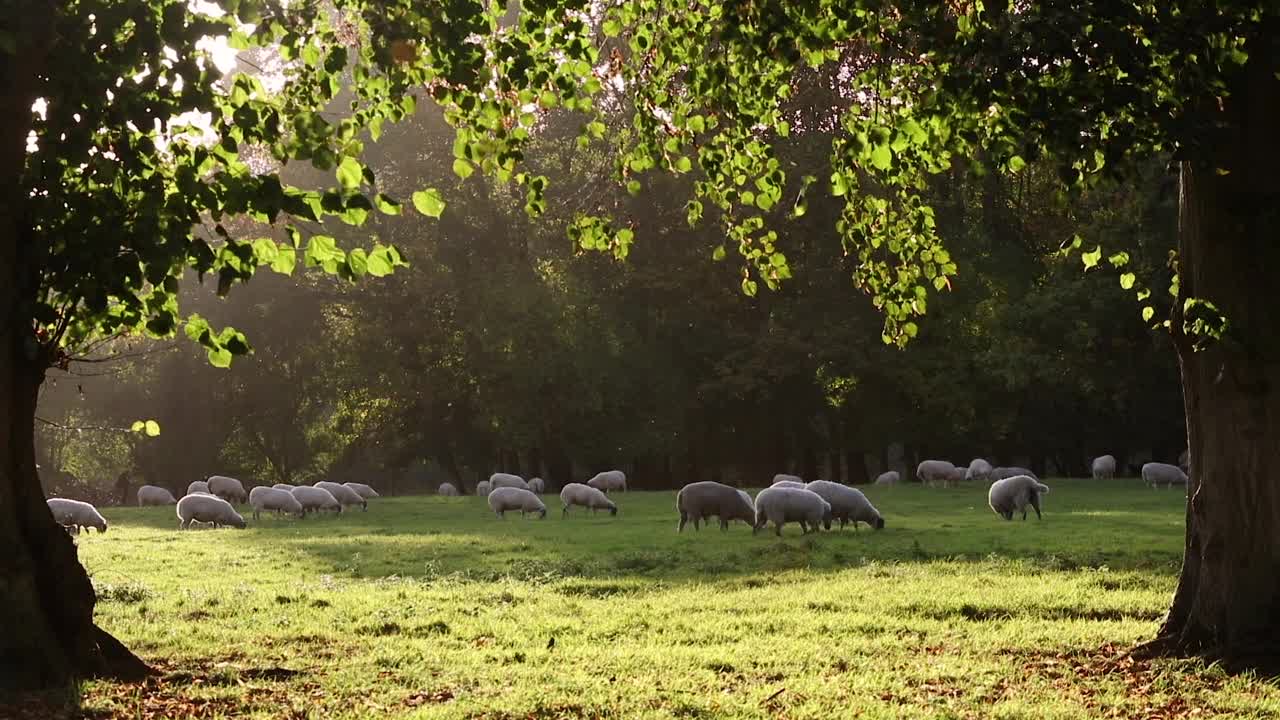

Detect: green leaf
375,194,402,215
347,248,368,278
453,158,475,179
675,156,693,173
712,245,726,261
144,420,161,437
742,278,758,297
412,189,446,218
270,246,296,275
336,156,363,190
1007,155,1026,173
602,18,621,36
130,420,145,432
208,346,232,368
870,144,892,171
1081,246,1102,270
1120,272,1136,290
1142,306,1155,322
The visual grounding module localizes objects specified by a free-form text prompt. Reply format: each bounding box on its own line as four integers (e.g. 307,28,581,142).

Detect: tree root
88,625,152,682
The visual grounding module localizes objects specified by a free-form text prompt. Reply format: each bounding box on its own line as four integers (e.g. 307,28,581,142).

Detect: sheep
947,466,967,487
136,485,177,507
587,469,627,493
1178,449,1191,474
176,493,246,529
988,475,1051,521
528,477,546,494
316,481,368,510
675,481,755,531
344,482,379,499
487,487,547,519
771,480,808,490
753,487,832,536
248,486,304,520
1142,462,1188,489
916,460,957,487
965,458,993,483
46,498,108,534
187,480,209,495
772,473,804,485
207,475,248,504
560,483,618,517
874,470,900,485
438,482,460,496
990,466,1038,481
1092,455,1117,480
490,472,530,490
291,485,343,515
476,480,492,496
805,480,885,531
272,483,296,492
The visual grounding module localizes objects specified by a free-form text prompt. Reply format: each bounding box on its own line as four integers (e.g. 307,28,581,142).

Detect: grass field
38,480,1280,718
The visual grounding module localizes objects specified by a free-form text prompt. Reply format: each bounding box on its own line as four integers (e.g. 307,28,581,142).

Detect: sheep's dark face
608,506,618,516
873,516,885,530
537,508,547,519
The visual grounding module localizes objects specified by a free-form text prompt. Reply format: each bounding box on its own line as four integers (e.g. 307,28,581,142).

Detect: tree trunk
1141,47,1280,670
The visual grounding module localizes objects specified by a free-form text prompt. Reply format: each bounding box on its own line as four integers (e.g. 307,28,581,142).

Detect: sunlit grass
69,480,1280,718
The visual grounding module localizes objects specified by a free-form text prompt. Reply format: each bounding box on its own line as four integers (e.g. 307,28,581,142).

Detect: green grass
62,480,1280,718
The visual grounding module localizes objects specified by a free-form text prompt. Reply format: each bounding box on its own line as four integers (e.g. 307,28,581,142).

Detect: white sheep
988,475,1051,521
177,493,246,529
965,458,993,482
438,482,460,496
874,470,900,485
136,485,177,506
344,482,380,499
805,480,885,531
207,475,248,504
916,460,957,487
487,487,547,519
490,472,530,490
770,480,808,490
316,481,368,510
990,466,1038,481
1142,462,1188,489
587,469,627,493
187,480,209,495
248,486,304,520
46,498,107,534
476,480,492,496
772,473,805,485
528,477,546,494
291,485,343,514
1092,455,1117,480
753,486,832,536
272,483,296,492
675,481,754,531
1178,449,1191,474
559,483,618,517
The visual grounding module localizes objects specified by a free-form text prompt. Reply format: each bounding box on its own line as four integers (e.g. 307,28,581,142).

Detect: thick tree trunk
1141,48,1280,670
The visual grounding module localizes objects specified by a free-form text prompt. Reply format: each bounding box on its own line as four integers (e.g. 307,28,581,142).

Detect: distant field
59,480,1280,718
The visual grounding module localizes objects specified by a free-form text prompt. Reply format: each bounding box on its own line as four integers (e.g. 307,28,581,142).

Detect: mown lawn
34,480,1280,718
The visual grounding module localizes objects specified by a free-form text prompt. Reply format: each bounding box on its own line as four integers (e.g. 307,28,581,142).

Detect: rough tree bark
0,4,150,691
1140,42,1280,670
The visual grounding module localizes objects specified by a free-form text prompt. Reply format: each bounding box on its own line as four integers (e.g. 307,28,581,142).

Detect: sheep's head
872,516,885,530
95,520,108,533
229,514,247,529
608,505,618,516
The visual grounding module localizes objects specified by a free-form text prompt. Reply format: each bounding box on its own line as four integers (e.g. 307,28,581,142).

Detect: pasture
53,481,1280,718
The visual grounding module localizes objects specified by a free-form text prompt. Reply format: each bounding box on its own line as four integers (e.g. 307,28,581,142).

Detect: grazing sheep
46,498,108,534
136,485,177,507
675,481,754,531
248,486,304,520
187,480,209,495
490,472,530,490
805,480,885,531
1178,449,1191,474
560,483,618,517
176,493,246,529
874,470,900,485
438,482,460,496
753,487,832,536
1142,462,1188,489
272,483,296,492
344,482,380,499
947,466,967,486
528,477,546,494
587,469,627,493
988,475,1051,521
916,460,957,487
771,480,808,490
207,475,248,504
487,487,547,519
965,459,993,483
291,485,342,514
772,473,805,486
1092,455,1117,480
476,480,492,496
316,481,368,510
990,466,1038,481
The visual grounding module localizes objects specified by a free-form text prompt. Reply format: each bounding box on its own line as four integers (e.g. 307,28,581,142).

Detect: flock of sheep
42,452,1190,537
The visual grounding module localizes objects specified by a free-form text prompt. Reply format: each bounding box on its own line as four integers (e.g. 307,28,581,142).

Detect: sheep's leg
774,522,783,537
678,513,687,532
1030,493,1042,519
720,518,729,531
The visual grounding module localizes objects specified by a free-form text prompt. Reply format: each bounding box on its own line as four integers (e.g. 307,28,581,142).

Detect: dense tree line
37,110,1183,496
